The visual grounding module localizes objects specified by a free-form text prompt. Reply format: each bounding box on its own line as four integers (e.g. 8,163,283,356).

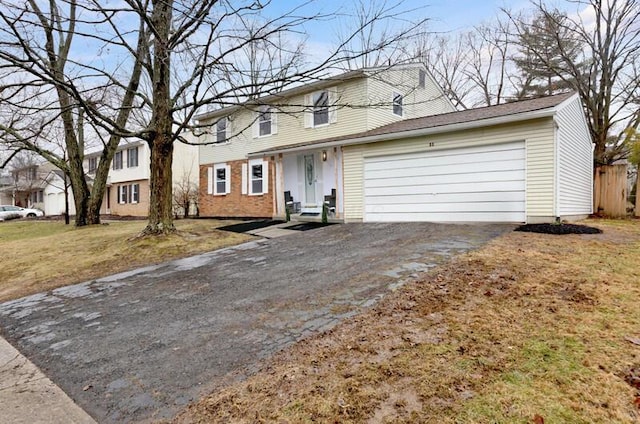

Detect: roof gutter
249,107,558,157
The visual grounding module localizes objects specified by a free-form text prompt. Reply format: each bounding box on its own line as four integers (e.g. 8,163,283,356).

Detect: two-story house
197,63,454,220
83,139,199,217
199,63,594,224
2,163,56,210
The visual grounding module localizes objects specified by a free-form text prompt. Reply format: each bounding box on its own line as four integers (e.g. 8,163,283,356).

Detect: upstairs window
305,88,337,128
313,91,329,126
258,106,274,137
418,69,426,88
88,157,97,173
215,118,227,143
393,92,403,117
113,151,123,170
127,147,138,168
252,106,277,138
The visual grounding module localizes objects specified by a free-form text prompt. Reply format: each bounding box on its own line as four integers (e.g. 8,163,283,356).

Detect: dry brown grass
0,219,253,302
175,219,640,424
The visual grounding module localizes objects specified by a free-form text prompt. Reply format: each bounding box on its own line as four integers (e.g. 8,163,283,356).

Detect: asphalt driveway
0,223,511,423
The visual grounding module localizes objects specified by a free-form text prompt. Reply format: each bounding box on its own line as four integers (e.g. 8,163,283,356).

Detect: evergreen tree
513,10,587,99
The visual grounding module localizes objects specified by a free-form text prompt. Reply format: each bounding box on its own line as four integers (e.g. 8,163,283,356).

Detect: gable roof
249,92,577,156
194,63,432,122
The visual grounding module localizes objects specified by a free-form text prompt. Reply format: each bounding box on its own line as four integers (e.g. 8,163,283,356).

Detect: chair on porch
323,189,336,217
284,191,301,214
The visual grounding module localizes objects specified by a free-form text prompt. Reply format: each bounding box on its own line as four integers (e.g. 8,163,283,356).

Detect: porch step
289,213,343,224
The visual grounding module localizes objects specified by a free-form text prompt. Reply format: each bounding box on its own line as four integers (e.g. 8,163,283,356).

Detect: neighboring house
1,163,56,210
83,140,199,217
42,169,76,216
196,63,455,219
0,174,13,205
94,141,150,216
2,141,198,218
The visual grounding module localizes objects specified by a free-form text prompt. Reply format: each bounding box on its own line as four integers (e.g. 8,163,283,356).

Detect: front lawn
175,220,640,424
0,219,253,302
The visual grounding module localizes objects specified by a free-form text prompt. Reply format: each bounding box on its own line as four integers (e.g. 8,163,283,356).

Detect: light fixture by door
322,150,327,161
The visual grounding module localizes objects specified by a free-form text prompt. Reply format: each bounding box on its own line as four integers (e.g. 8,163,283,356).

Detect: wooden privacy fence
593,164,627,218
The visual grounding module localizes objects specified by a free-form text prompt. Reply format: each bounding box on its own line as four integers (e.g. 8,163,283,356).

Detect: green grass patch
0,219,253,302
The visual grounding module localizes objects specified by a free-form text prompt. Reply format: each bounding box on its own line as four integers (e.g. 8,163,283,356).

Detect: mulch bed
218,220,285,233
515,223,602,235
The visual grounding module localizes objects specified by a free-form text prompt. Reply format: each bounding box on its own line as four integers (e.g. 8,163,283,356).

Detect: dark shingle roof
251,92,575,155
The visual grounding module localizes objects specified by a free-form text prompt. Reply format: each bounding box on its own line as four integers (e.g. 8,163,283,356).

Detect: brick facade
199,158,274,218
107,179,149,217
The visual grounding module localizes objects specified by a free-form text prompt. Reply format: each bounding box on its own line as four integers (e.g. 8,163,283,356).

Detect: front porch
271,147,344,221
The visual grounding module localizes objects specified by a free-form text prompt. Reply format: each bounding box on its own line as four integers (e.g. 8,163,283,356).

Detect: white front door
304,154,316,205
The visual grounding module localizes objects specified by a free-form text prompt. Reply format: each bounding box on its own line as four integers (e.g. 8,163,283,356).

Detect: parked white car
0,205,44,221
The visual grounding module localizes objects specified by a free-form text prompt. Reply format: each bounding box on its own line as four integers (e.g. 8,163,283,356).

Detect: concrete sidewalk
0,336,96,424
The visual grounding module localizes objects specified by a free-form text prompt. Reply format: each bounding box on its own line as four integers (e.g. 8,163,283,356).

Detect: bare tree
414,33,475,109
334,0,428,70
414,15,517,109
173,171,199,219
0,0,145,226
509,0,640,165
1,0,431,235
464,20,514,107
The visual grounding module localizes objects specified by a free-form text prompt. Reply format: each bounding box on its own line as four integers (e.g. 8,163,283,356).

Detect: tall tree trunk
68,168,90,226
145,136,175,234
143,0,175,235
636,170,640,218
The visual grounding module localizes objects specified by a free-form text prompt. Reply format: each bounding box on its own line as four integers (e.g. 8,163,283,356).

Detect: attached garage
341,93,593,224
253,93,593,224
363,141,526,222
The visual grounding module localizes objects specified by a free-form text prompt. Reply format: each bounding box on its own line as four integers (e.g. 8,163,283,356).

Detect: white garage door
364,141,526,222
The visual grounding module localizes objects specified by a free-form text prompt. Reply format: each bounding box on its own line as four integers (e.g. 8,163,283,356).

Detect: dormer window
393,92,403,117
215,118,227,143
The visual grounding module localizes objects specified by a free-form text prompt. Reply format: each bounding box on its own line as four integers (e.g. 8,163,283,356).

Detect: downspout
553,117,560,222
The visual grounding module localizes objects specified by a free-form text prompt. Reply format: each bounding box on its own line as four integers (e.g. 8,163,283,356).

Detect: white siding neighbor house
36,140,198,218
82,140,199,217
197,63,593,224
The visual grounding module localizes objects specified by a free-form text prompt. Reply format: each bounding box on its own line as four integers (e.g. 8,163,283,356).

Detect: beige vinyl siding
199,79,369,165
366,67,455,131
556,96,593,215
343,118,556,221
